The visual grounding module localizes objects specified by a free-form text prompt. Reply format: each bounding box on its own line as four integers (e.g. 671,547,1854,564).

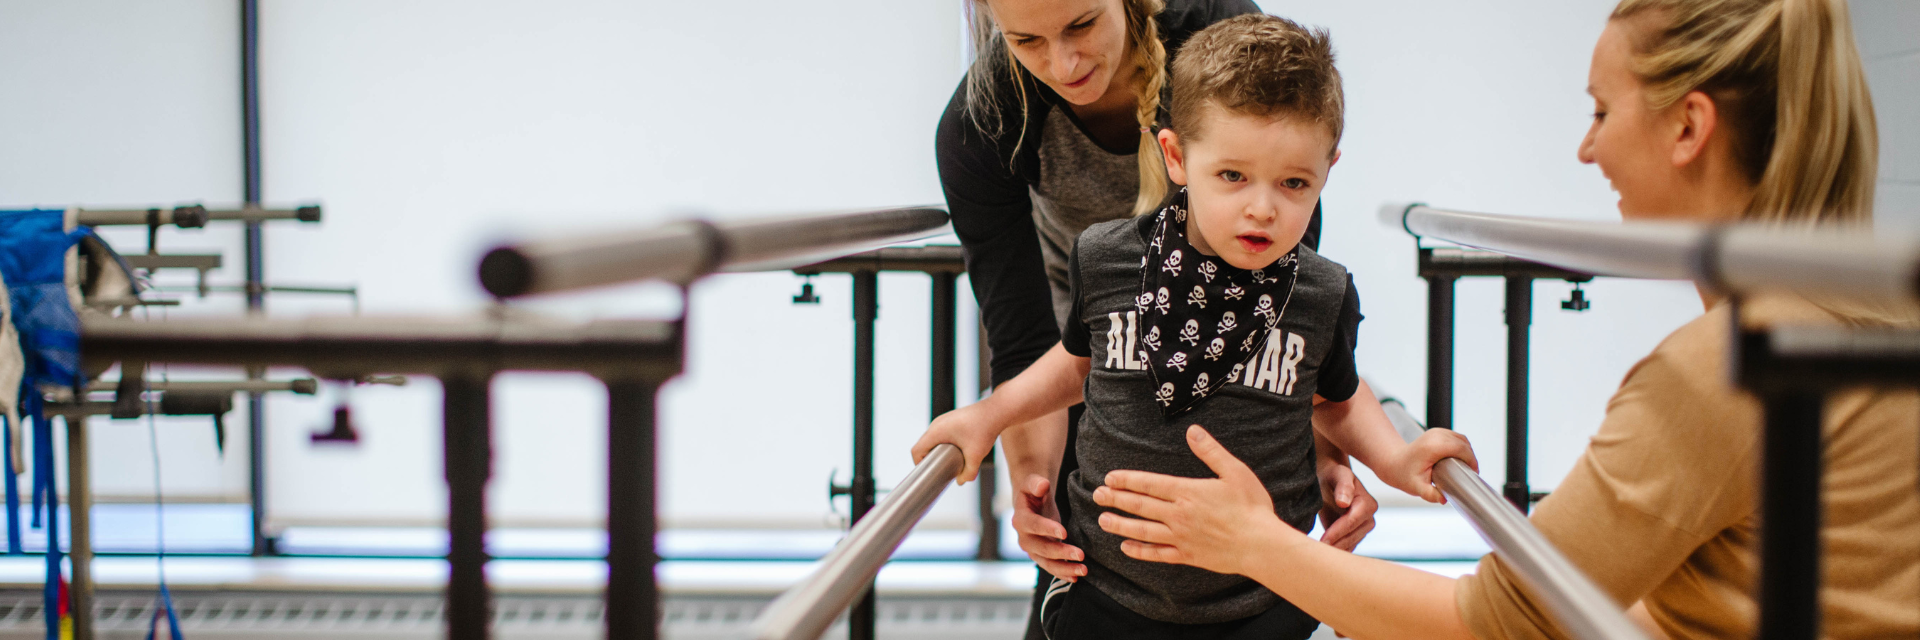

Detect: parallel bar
791,245,966,275
1380,399,1649,640
442,376,493,640
1383,203,1920,302
849,271,879,640
74,379,317,396
1504,277,1532,513
121,255,222,271
749,445,964,640
78,317,677,375
1420,247,1593,281
605,377,663,640
481,207,949,297
1757,393,1824,640
74,206,320,227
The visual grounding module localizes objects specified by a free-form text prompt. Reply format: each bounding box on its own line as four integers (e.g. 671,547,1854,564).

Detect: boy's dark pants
1041,578,1320,640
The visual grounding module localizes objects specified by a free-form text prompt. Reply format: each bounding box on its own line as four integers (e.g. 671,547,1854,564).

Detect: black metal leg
248,390,272,555
241,0,275,561
852,269,879,638
932,272,999,561
442,375,494,640
605,378,662,640
1759,393,1823,640
851,271,879,640
1426,275,1456,432
1503,276,1532,513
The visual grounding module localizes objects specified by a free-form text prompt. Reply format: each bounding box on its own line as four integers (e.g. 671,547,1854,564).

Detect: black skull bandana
1136,189,1299,416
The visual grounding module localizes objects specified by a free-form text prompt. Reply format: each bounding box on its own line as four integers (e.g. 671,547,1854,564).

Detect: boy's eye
1282,178,1308,189
1592,111,1607,121
1218,170,1245,183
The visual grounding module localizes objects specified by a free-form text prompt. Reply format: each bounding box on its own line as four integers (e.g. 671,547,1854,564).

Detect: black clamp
792,274,822,304
1561,282,1592,311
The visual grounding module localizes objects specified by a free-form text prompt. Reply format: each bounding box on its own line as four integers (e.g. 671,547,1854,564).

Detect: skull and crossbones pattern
1131,188,1302,415
1203,337,1227,360
1178,319,1202,346
1217,312,1238,334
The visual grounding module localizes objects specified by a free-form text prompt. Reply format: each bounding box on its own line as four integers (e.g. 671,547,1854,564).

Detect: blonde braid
1128,0,1170,215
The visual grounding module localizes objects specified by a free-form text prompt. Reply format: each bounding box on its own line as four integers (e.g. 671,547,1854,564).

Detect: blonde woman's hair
1611,0,1878,226
964,0,1172,215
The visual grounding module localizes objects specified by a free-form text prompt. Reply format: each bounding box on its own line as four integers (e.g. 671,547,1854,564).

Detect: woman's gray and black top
935,0,1322,386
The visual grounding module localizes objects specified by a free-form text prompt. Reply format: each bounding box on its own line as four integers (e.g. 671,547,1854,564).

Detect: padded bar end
295,205,322,223
173,205,210,228
1377,202,1421,237
479,246,535,298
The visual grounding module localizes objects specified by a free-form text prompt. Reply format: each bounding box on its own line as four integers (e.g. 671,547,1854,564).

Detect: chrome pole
749,444,964,640
1380,399,1648,640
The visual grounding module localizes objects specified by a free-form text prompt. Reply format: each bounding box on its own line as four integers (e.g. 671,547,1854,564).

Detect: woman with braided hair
935,1,1374,637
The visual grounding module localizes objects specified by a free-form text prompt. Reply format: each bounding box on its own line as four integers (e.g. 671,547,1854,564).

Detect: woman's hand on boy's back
1013,474,1086,581
1383,429,1477,503
912,403,1001,485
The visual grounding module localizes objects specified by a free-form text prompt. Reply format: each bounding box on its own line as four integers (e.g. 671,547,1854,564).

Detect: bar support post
442,375,493,640
1503,276,1533,513
849,270,879,640
240,0,274,558
1425,266,1456,432
65,418,92,640
1758,393,1823,640
605,377,663,640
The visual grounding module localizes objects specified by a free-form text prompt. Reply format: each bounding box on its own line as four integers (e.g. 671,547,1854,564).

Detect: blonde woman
936,2,1377,637
1087,0,1920,638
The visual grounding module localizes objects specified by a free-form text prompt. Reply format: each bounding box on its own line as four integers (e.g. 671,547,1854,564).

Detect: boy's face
1157,105,1338,270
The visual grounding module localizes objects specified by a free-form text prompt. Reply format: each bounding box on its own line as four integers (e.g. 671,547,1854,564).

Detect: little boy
913,14,1470,640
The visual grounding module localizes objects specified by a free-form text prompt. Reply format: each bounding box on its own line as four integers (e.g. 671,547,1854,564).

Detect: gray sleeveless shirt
1030,108,1141,331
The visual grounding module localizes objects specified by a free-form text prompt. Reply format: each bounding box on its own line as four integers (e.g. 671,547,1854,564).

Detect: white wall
1854,0,1920,230
1,0,1911,529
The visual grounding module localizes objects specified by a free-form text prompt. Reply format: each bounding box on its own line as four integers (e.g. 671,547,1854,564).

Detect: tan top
1456,296,1920,640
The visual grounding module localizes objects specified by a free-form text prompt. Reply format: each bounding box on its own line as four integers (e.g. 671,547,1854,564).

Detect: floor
0,504,1486,638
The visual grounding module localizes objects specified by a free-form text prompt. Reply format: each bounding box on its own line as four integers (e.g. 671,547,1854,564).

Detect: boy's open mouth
1236,233,1273,253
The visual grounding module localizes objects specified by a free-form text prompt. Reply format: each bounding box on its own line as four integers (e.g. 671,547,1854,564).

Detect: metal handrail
76,204,322,227
1379,398,1649,640
748,444,964,640
479,205,950,298
1380,203,1920,301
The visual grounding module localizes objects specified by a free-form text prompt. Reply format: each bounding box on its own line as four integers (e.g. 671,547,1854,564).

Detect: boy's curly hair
1170,14,1343,154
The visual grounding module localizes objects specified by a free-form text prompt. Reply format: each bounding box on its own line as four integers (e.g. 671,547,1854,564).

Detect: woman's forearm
1241,528,1473,640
